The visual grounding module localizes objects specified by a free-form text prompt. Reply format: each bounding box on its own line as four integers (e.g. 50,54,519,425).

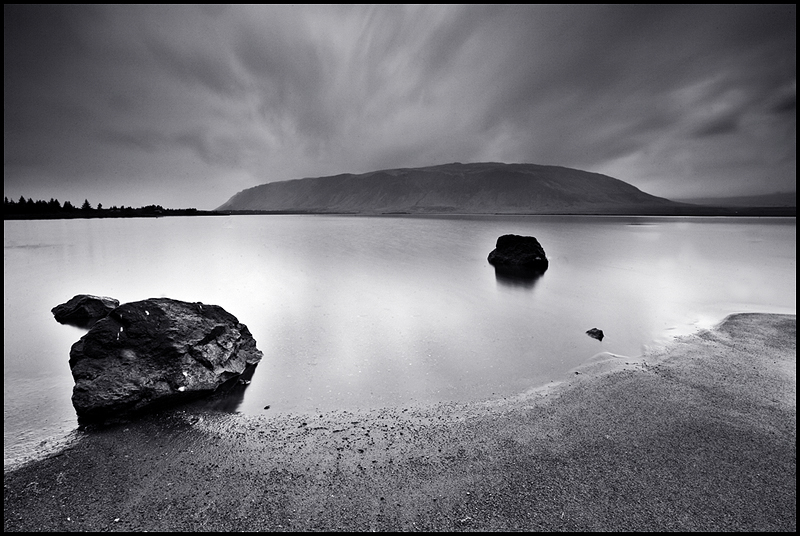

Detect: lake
3,214,796,467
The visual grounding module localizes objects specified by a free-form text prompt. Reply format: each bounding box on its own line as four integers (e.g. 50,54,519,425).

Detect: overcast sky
4,4,796,210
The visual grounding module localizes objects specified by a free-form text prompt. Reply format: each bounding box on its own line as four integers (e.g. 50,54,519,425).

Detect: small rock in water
586,328,604,341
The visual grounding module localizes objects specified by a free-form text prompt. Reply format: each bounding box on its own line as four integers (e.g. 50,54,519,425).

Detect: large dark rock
487,234,549,272
52,294,120,328
68,298,263,424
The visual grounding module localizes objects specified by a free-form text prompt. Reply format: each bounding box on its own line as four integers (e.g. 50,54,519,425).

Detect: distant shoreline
216,204,797,217
5,205,795,220
4,312,795,531
3,209,226,221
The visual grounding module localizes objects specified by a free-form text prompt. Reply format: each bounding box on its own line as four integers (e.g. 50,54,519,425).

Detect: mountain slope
217,162,684,214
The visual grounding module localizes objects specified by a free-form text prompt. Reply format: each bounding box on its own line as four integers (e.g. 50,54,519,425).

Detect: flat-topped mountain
216,162,687,215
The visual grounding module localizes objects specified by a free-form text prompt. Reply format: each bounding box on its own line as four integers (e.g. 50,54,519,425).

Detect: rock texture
52,294,120,328
487,234,549,272
68,298,263,424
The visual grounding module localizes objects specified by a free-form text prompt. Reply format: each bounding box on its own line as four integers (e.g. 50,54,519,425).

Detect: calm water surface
4,215,796,466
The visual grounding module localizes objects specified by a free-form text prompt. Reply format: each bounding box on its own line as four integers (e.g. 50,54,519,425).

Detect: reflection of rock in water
488,234,549,289
494,265,545,289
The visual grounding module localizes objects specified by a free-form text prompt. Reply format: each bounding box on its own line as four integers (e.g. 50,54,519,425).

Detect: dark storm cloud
455,5,795,170
692,114,740,138
103,127,261,170
770,91,796,115
233,18,335,140
146,39,244,97
4,5,87,84
103,129,167,153
3,4,796,209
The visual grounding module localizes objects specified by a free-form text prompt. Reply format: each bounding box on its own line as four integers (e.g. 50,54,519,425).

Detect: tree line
4,196,216,220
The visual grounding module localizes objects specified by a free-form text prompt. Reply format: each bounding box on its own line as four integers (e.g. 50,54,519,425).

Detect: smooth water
4,214,796,466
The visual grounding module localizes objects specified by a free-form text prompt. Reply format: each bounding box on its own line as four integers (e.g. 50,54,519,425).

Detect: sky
4,4,796,210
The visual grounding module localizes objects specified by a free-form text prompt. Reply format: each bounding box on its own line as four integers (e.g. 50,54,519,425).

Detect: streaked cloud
4,4,796,209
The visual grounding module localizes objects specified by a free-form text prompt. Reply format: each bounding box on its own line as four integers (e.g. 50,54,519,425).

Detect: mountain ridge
215,162,724,215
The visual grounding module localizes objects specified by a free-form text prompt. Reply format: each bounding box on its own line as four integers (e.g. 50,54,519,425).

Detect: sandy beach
4,312,796,532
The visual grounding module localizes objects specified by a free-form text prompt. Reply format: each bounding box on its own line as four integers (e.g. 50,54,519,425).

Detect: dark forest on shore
4,196,222,220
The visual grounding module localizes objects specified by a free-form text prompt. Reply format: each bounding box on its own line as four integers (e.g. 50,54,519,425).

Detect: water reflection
493,265,545,289
186,363,258,414
4,215,796,465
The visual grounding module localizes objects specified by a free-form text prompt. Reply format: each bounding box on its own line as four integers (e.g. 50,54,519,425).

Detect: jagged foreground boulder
68,298,263,424
51,294,120,328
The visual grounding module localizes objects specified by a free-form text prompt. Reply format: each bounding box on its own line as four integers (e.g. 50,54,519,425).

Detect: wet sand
4,313,796,531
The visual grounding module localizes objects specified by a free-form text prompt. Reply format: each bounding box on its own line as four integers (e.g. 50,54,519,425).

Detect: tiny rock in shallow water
51,294,120,328
68,297,263,424
586,328,604,341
